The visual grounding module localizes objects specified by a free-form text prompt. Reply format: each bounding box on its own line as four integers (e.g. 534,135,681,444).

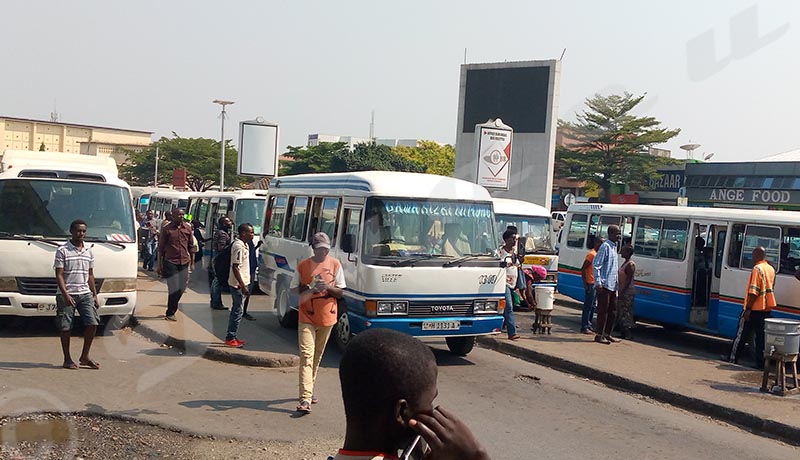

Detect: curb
130,316,299,368
476,335,800,447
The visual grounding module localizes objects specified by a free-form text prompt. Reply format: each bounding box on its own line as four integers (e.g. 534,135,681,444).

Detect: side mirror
518,236,528,254
342,234,356,254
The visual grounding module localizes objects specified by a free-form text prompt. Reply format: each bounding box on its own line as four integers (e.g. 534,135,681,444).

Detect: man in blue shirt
593,225,621,344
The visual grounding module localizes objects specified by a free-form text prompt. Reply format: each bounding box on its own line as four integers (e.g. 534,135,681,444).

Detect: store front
685,161,800,210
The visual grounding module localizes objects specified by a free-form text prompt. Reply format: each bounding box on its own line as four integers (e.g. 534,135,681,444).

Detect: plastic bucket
764,318,800,355
534,286,555,311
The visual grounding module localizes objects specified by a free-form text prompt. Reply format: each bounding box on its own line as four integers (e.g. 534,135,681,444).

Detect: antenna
369,110,375,140
50,99,60,122
680,143,701,160
703,152,715,161
559,48,567,60
464,48,467,64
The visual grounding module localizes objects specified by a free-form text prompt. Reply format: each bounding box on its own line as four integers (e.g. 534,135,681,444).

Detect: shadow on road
179,398,297,415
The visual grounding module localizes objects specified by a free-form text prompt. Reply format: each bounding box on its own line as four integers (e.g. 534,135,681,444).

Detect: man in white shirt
224,223,254,348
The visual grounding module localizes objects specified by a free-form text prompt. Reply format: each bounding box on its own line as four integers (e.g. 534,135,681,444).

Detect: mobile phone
399,434,423,460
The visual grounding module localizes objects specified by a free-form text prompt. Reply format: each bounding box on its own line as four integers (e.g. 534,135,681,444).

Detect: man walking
728,246,776,369
158,208,193,321
291,232,346,414
593,225,621,344
580,236,603,334
143,210,159,271
224,223,254,348
210,216,233,310
54,219,101,370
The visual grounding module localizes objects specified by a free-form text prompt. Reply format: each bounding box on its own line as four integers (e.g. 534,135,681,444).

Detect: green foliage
279,142,424,175
555,92,681,200
120,135,244,191
393,141,455,176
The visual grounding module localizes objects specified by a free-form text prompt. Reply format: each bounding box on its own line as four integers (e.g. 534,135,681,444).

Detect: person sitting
334,328,491,460
441,223,471,256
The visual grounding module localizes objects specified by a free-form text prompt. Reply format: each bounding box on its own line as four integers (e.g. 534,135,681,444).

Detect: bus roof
270,171,492,201
1,150,117,176
567,203,800,226
149,190,193,199
188,190,268,200
492,197,550,218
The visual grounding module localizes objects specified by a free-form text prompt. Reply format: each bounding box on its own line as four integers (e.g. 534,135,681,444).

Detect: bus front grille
16,278,103,296
407,301,473,318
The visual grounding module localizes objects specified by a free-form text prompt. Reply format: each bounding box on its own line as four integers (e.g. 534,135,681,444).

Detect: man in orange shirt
727,246,776,369
580,236,603,334
291,232,346,414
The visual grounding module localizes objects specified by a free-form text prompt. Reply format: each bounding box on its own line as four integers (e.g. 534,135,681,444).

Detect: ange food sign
476,127,513,190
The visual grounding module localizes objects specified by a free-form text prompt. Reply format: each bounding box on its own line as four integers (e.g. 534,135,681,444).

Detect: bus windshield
363,198,497,257
235,199,266,235
0,179,135,241
496,214,554,254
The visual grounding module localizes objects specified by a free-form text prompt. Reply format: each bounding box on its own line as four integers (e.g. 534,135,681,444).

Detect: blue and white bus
258,171,506,356
557,203,800,338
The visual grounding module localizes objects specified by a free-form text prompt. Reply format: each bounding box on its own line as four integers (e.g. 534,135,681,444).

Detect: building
1,116,152,165
685,149,800,210
307,134,428,149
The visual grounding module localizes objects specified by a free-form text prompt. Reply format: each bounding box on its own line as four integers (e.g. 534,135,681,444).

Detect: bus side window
321,198,341,245
266,196,288,236
308,197,324,242
634,218,662,258
659,220,688,260
566,214,587,248
715,231,726,278
288,196,310,241
621,216,634,248
741,225,781,270
728,224,744,268
341,208,362,252
197,199,209,225
781,227,800,275
589,215,622,249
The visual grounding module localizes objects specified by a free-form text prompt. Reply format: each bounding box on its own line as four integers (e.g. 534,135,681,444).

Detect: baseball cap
312,232,331,249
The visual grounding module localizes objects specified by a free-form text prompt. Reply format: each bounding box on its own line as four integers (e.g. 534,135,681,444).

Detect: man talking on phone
333,328,491,460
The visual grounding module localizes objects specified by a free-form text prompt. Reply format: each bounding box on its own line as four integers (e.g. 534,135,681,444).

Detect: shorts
55,293,100,331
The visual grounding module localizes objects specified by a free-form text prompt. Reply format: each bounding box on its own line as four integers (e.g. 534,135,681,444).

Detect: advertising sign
238,120,279,176
649,170,684,192
172,168,187,190
475,119,513,190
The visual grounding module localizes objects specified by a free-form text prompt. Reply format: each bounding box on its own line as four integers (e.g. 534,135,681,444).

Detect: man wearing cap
291,232,346,414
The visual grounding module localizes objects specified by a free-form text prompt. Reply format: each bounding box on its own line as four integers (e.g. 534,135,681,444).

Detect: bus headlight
473,300,499,313
377,301,407,315
0,277,18,292
99,278,137,293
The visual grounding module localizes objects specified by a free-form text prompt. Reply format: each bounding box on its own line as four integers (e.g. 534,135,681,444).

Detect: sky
2,0,799,162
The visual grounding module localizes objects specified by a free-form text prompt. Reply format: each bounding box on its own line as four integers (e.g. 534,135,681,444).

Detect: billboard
238,120,279,176
475,120,513,190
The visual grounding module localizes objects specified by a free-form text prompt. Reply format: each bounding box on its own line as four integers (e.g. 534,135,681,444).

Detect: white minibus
492,198,558,287
258,171,506,356
147,190,192,219
557,203,800,339
0,150,138,327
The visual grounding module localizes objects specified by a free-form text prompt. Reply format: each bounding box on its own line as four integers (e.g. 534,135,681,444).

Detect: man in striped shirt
54,219,101,370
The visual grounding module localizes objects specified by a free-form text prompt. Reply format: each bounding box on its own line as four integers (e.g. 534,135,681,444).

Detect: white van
493,198,558,287
258,171,506,356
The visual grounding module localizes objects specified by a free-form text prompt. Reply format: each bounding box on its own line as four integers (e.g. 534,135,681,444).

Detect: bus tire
446,336,475,356
274,283,298,328
334,301,353,352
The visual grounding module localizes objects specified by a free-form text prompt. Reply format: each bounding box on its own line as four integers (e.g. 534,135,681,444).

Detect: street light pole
154,145,159,186
213,99,235,190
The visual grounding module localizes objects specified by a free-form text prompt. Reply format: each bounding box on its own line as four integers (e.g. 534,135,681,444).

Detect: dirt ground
0,413,341,460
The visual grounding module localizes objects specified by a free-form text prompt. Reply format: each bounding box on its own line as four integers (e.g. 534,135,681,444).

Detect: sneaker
224,339,244,348
164,315,177,322
296,400,312,414
594,335,611,345
243,313,256,321
580,329,594,335
605,335,619,343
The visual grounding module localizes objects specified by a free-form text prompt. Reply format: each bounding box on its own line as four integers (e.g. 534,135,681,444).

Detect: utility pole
154,145,159,186
213,99,235,190
369,110,375,141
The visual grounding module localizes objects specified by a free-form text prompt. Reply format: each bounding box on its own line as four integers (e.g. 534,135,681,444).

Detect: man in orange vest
727,246,776,369
291,232,346,414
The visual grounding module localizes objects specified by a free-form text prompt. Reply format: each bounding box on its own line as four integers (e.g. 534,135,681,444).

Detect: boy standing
224,223,254,348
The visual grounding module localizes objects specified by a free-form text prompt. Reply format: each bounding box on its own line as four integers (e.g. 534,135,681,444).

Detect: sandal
311,395,319,404
296,400,312,414
509,334,521,341
62,362,78,370
79,359,101,369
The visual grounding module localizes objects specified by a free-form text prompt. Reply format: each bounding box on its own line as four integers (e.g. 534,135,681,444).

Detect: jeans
164,261,189,317
503,286,517,337
225,286,244,341
145,240,157,270
298,322,334,403
210,275,224,308
581,284,597,331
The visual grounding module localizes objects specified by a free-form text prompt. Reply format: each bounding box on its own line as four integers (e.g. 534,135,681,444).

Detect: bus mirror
518,236,528,254
342,234,356,253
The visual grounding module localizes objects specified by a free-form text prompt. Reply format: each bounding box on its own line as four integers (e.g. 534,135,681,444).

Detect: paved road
1,317,797,460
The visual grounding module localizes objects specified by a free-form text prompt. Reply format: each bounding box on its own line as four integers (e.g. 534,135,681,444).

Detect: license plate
37,303,57,312
422,320,460,331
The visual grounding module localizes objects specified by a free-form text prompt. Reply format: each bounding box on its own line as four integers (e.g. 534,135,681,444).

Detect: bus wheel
334,307,353,351
274,284,298,328
445,336,475,356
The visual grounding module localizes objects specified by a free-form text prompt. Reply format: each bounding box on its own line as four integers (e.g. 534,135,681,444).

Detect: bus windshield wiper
443,253,488,267
393,254,450,267
85,237,126,249
0,232,63,247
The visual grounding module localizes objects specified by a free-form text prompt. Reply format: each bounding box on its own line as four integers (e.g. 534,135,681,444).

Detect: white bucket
534,286,555,311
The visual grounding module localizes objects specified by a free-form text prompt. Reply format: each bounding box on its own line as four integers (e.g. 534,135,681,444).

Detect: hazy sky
3,1,798,162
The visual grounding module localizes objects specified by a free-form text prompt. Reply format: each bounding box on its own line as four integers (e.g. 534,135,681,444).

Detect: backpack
213,241,234,280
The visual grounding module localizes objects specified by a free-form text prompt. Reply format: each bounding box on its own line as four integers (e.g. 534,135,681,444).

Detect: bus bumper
347,313,504,338
0,292,137,317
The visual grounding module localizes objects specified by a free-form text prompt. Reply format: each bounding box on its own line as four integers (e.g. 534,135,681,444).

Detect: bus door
689,221,723,329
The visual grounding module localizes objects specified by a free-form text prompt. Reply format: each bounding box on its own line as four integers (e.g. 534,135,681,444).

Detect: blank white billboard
238,121,279,176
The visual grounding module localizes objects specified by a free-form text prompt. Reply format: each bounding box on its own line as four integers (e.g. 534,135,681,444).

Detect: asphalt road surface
0,317,797,460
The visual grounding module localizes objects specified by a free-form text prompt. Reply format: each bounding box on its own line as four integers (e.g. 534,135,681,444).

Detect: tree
555,93,680,200
393,141,456,176
120,135,245,191
279,142,424,176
